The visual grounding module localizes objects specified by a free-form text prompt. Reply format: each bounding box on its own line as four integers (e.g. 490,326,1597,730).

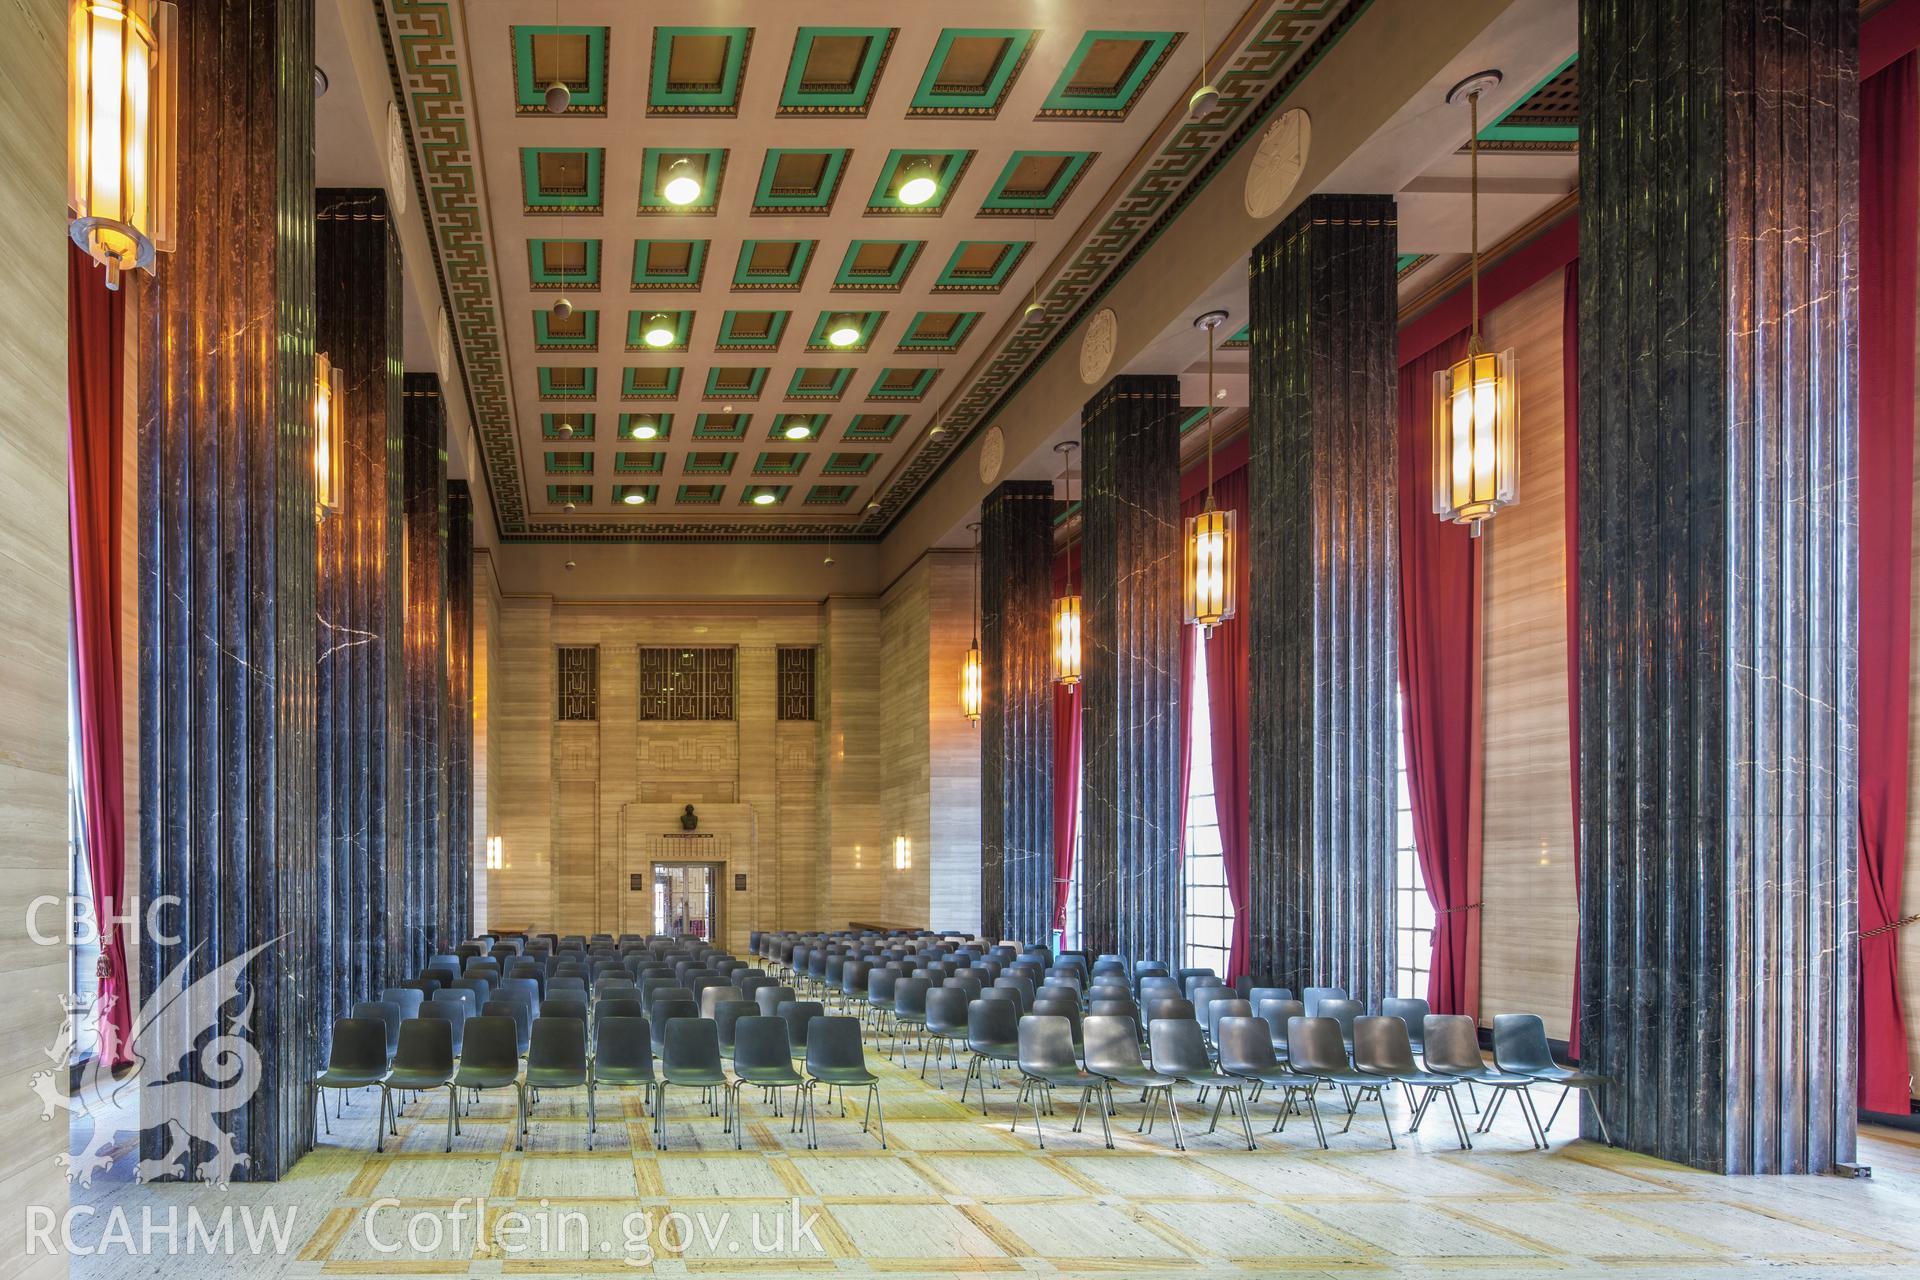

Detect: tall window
1182,641,1232,975
1394,696,1433,1000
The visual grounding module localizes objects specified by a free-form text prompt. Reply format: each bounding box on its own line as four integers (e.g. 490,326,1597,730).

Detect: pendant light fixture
1184,310,1235,632
1189,2,1220,117
1023,216,1045,322
1051,441,1082,686
960,521,983,724
69,0,177,289
1432,71,1518,535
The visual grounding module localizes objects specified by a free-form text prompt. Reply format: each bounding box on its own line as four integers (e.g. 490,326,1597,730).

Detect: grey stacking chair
383,1019,459,1152
1206,998,1253,1053
943,973,984,1003
839,960,872,1014
1302,986,1347,1017
890,977,931,1062
1144,996,1195,1025
434,984,479,1020
714,999,756,1057
1382,997,1432,1052
650,998,699,1055
1317,997,1362,1054
541,997,589,1027
920,987,969,1087
453,976,493,1008
756,984,796,1016
1217,1015,1321,1144
454,1016,526,1147
655,1016,727,1150
1280,1017,1351,1148
312,1018,389,1145
865,970,899,1032
1082,1013,1186,1146
1256,998,1305,1064
728,1017,805,1148
502,976,541,1010
1030,997,1083,1052
1248,985,1292,1011
546,976,587,1001
776,1000,826,1060
1353,1015,1470,1150
960,997,1022,1113
418,999,466,1056
803,1016,884,1149
483,997,531,1057
997,974,1037,1007
594,998,646,1052
590,1016,655,1117
354,1000,403,1062
698,985,745,1021
1295,1016,1401,1148
1493,1013,1612,1144
380,986,425,1022
524,1017,595,1148
737,974,774,1005
1147,1018,1231,1151
1015,1015,1110,1148
1423,1014,1544,1148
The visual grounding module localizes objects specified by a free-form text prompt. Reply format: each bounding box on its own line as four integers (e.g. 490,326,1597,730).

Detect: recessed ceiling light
826,315,862,348
895,159,938,206
721,403,734,413
784,422,813,440
622,491,646,505
752,490,777,505
662,158,702,206
631,418,658,440
642,313,676,348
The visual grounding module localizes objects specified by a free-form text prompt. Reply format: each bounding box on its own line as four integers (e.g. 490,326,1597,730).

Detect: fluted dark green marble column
137,0,316,1181
315,189,404,1046
1246,194,1398,1008
402,375,450,972
1079,376,1183,966
980,480,1055,944
447,480,474,942
1577,0,1857,1174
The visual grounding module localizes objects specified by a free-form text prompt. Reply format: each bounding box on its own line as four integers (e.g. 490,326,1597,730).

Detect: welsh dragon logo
33,941,274,1188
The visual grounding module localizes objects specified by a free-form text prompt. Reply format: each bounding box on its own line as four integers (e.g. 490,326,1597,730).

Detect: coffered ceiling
378,0,1365,542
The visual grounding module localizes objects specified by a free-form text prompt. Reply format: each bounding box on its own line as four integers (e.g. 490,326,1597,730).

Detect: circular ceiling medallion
977,426,1005,485
1079,308,1118,385
1245,108,1311,220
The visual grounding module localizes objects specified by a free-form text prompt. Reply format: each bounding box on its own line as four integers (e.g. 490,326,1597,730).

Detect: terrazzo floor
61,1025,1920,1278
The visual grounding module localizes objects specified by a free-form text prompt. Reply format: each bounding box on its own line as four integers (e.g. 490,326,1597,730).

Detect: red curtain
68,245,133,1069
1050,682,1082,936
1395,330,1485,1016
1563,263,1584,1059
1859,52,1919,1114
1178,620,1196,856
1182,469,1251,980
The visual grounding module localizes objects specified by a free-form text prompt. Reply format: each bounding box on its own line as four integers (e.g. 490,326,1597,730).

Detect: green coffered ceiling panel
379,0,1362,539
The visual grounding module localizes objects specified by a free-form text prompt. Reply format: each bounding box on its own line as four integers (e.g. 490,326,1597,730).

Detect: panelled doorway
647,861,722,941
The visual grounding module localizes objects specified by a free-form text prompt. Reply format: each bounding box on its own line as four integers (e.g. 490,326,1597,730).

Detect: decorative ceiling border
381,0,1364,543
861,0,1367,535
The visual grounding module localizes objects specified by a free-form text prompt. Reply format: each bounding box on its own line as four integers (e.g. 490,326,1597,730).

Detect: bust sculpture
680,803,698,832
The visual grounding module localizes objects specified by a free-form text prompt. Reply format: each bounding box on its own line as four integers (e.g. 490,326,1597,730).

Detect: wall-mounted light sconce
313,351,343,517
486,835,504,871
69,0,177,289
894,835,911,870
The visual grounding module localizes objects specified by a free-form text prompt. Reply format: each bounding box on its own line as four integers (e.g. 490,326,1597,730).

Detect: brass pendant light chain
1469,88,1481,354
